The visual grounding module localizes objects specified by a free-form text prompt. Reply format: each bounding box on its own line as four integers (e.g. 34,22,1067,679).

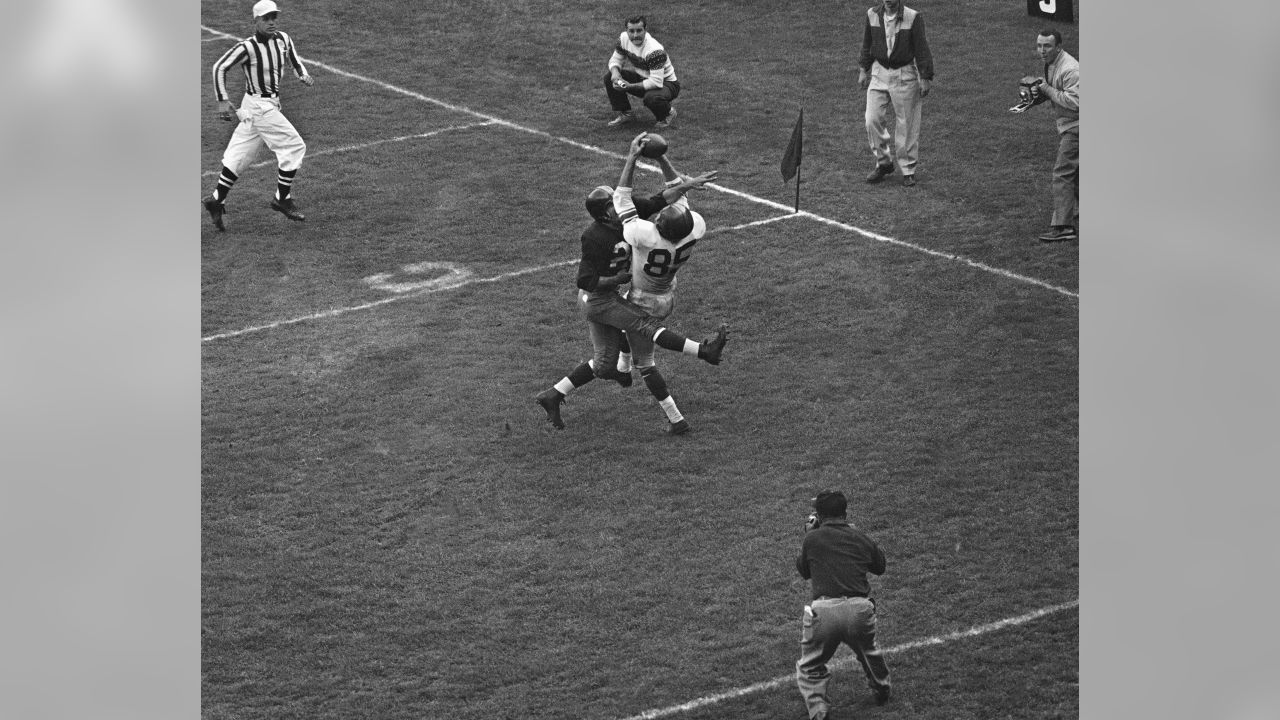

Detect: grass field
201,1,1079,718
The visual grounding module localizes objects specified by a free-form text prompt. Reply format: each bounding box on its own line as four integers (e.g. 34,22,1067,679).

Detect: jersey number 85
643,240,697,278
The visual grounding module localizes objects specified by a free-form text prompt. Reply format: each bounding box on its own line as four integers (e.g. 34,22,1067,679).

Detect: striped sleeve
608,48,625,71
212,41,248,102
640,55,673,89
612,186,639,223
281,32,307,77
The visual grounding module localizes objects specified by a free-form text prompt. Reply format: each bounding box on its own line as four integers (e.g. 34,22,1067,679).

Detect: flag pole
794,164,800,213
780,107,804,212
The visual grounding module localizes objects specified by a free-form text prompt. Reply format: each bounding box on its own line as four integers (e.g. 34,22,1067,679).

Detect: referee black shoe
203,198,226,231
270,197,306,222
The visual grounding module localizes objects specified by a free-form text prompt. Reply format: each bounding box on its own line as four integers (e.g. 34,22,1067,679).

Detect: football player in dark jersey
535,140,722,431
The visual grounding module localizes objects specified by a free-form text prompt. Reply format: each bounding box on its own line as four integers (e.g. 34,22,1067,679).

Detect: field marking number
363,261,474,294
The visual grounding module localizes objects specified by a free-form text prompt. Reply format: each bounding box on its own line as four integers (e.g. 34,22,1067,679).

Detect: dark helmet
655,204,694,240
585,185,615,221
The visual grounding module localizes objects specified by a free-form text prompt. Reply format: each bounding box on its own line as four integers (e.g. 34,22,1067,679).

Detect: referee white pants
220,93,307,175
864,63,923,176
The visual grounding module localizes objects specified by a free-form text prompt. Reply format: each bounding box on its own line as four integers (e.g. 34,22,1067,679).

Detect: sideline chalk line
199,121,498,177
200,215,797,343
618,599,1079,720
200,25,1078,302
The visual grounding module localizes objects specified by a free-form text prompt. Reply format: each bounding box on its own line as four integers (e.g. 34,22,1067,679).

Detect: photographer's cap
812,490,847,517
253,0,279,17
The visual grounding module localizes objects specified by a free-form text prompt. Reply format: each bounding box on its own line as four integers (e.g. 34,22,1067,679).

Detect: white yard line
200,216,804,343
200,28,1078,717
199,121,498,177
618,600,1080,720
199,25,1079,300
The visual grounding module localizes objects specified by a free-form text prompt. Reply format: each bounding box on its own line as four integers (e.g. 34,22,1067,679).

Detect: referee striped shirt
212,31,307,102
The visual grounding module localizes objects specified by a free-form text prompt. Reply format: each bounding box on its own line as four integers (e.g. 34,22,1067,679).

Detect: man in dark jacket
795,490,892,719
857,0,934,187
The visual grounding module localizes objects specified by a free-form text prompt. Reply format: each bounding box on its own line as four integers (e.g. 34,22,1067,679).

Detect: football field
201,2,1078,718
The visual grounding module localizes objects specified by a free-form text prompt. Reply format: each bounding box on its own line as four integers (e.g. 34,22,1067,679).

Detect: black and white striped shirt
212,31,307,102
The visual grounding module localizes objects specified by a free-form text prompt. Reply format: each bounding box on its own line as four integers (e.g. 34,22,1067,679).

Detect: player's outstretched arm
615,132,647,191
661,170,718,204
656,154,681,183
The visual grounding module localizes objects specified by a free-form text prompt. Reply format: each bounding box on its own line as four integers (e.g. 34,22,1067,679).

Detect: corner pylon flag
780,109,803,212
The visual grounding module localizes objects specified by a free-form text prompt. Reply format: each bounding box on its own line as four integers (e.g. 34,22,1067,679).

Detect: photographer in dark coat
795,490,892,719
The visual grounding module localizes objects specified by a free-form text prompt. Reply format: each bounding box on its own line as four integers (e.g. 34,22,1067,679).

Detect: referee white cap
253,0,279,17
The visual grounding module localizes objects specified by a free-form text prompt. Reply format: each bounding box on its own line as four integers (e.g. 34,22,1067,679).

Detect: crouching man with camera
795,490,892,719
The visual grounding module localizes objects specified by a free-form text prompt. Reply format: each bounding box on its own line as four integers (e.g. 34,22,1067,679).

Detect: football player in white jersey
612,132,717,434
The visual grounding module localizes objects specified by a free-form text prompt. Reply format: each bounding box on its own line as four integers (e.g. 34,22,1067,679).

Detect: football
641,133,668,158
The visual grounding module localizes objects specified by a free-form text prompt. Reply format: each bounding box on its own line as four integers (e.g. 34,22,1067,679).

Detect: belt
816,594,868,600
248,92,277,99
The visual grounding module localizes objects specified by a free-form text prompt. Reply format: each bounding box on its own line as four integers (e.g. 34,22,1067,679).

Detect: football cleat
534,389,565,429
666,419,691,435
597,367,633,388
203,198,226,231
699,323,729,365
270,197,306,221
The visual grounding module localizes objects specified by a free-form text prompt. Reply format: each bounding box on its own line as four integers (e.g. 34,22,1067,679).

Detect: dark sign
1026,0,1074,23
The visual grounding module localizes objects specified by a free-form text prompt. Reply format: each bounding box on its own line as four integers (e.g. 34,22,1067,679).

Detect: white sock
553,378,575,395
617,352,633,373
658,396,683,423
681,339,699,357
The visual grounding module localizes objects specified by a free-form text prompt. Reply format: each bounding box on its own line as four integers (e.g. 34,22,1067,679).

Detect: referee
203,0,315,230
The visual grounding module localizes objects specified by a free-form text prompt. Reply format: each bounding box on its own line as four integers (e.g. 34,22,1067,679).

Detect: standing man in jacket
1031,29,1080,243
857,0,934,187
795,490,892,719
